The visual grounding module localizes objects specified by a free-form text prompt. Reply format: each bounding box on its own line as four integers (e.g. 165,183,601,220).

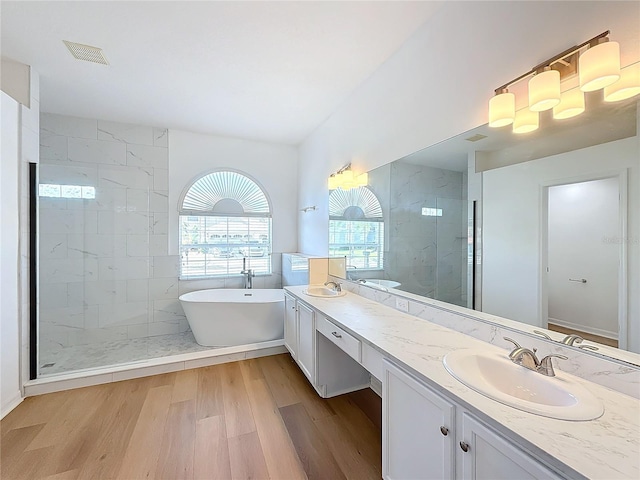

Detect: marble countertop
285,286,640,480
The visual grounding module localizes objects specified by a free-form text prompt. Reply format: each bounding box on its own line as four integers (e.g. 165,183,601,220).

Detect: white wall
168,129,298,256
1,91,22,417
1,58,30,107
297,1,640,255
548,179,619,338
483,137,639,352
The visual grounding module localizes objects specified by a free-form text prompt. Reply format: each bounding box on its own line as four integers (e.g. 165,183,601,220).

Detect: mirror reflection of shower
329,162,472,308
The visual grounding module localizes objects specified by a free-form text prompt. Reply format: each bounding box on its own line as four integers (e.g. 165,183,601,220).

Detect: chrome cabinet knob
440,426,449,436
459,441,470,453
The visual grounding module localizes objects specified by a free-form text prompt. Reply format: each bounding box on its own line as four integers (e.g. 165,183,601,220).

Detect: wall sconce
488,31,639,134
328,164,368,191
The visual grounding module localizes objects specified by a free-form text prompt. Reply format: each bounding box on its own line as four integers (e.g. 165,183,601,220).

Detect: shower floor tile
39,331,214,376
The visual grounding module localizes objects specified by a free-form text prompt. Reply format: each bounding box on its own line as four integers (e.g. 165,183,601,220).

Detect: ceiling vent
464,134,488,142
63,40,109,65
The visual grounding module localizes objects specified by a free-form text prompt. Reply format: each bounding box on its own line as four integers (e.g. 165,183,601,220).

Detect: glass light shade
553,88,585,120
328,175,338,190
488,92,515,127
340,170,355,190
356,172,368,187
604,63,640,102
512,108,539,134
333,171,344,189
529,70,561,111
579,41,620,92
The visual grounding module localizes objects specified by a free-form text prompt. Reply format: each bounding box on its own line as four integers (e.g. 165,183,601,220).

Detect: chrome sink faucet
534,330,599,351
503,337,568,377
240,257,255,289
560,333,599,351
324,281,342,292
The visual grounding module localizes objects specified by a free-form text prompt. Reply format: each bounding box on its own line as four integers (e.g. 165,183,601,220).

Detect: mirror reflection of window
328,186,384,271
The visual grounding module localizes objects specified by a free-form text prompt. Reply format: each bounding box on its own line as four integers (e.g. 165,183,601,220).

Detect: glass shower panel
38,159,152,376
434,197,470,308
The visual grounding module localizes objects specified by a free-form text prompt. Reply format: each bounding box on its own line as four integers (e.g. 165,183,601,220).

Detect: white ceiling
1,1,442,145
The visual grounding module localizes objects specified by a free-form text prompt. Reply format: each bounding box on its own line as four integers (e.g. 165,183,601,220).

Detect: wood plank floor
547,323,618,347
1,354,382,480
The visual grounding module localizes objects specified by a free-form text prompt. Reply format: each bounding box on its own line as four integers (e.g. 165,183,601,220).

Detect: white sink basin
303,286,346,298
443,349,604,421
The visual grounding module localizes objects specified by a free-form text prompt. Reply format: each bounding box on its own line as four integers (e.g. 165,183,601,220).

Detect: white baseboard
548,317,617,340
1,391,23,420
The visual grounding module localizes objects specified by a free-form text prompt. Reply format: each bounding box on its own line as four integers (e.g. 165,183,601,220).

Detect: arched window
329,186,384,270
179,170,272,277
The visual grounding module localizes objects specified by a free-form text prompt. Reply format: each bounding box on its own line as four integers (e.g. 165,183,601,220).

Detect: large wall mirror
330,89,639,366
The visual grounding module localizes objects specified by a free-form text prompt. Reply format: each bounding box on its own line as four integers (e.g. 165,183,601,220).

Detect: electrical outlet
396,297,409,313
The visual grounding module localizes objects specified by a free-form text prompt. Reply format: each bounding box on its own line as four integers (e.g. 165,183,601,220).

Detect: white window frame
178,169,273,279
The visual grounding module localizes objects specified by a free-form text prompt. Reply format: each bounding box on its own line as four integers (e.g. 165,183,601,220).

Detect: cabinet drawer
317,315,361,362
362,343,384,380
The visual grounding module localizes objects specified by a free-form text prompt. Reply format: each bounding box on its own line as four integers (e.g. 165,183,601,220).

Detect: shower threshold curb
23,339,286,397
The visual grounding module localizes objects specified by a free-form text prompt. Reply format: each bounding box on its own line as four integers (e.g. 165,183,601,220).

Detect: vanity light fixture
488,30,633,133
328,164,368,191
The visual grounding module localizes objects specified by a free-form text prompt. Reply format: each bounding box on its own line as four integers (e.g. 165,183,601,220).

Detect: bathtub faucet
241,258,255,289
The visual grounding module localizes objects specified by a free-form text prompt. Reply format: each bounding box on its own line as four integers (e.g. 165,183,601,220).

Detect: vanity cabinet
284,293,298,359
315,314,371,397
284,293,369,396
283,293,315,383
383,359,455,480
383,360,562,480
297,302,315,383
459,413,560,480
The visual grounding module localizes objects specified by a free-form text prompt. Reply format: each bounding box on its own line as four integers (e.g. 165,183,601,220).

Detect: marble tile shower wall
38,113,184,356
388,163,467,306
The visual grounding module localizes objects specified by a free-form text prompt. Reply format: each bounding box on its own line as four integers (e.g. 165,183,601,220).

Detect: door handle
569,278,587,283
331,331,342,339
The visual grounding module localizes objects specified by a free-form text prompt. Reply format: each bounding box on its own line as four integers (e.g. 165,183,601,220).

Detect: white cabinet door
459,412,560,480
284,293,298,359
297,302,315,382
383,360,455,480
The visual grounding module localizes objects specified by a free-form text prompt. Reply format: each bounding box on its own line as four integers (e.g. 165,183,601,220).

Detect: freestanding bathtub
179,289,284,347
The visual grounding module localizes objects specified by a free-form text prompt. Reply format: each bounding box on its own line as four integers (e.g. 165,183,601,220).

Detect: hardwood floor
1,354,382,480
547,323,618,347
